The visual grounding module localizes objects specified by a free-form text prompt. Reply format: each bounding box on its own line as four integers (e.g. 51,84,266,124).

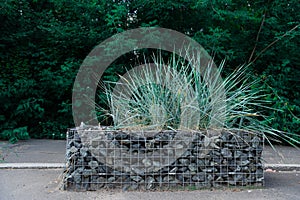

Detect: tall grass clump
100,51,299,146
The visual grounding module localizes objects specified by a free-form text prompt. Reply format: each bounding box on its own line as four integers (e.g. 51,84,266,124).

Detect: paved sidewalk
0,139,300,200
1,139,299,166
0,139,65,163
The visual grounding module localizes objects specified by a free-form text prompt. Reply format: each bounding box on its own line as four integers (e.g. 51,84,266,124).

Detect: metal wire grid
64,128,264,191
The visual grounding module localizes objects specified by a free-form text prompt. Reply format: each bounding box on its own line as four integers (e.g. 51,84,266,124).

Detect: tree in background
0,0,299,144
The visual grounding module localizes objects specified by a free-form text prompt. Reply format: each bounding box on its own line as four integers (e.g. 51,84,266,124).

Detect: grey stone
203,168,217,173
207,174,214,182
256,146,263,155
211,150,221,156
68,152,78,161
142,158,152,167
82,176,90,183
179,158,189,165
175,143,184,149
130,183,139,190
73,172,81,183
67,140,75,149
181,150,192,157
210,160,220,166
146,177,155,189
169,179,180,186
242,166,250,172
240,160,250,166
230,136,245,146
97,177,106,185
251,136,261,148
91,147,107,157
244,146,254,152
88,161,98,169
80,147,89,157
234,150,243,158
196,159,206,167
192,173,205,182
163,176,175,182
119,145,129,150
152,161,161,167
73,133,81,141
132,167,145,175
82,169,96,177
82,177,90,190
233,165,241,172
220,132,230,141
74,141,82,148
110,139,120,147
75,183,82,190
115,132,129,140
226,144,238,149
131,175,143,182
120,139,130,145
89,183,98,191
215,176,223,182
221,148,232,159
69,146,78,153
248,163,257,172
97,165,109,173
65,174,73,182
256,168,264,176
204,136,210,147
122,184,130,192
90,175,99,183
109,149,121,157
131,143,141,149
108,176,116,183
234,174,243,182
183,172,192,178
188,163,197,172
256,176,264,182
218,168,229,178
145,140,155,149
177,167,188,172
105,157,113,165
163,148,174,156
111,171,125,176
75,167,84,174
239,153,249,161
169,167,178,174
228,180,237,185
176,174,184,182
90,139,104,148
156,176,163,184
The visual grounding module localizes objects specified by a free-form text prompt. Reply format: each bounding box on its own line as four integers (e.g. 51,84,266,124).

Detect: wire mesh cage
63,127,264,191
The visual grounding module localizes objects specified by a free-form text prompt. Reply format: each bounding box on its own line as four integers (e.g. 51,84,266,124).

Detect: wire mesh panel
63,127,264,191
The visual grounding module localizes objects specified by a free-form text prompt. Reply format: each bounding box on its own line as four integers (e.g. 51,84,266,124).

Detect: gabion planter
63,127,264,191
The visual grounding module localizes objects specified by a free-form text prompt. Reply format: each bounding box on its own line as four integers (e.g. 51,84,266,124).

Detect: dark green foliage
0,0,299,144
1,127,29,144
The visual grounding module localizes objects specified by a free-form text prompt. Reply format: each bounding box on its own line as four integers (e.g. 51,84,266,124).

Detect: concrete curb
1,163,300,171
264,164,300,171
0,163,65,169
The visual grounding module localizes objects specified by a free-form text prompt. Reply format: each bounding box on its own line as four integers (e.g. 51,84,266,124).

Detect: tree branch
251,24,299,64
248,12,266,63
210,0,219,15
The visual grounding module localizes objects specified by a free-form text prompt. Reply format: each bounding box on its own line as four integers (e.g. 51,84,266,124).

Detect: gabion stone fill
63,127,264,191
